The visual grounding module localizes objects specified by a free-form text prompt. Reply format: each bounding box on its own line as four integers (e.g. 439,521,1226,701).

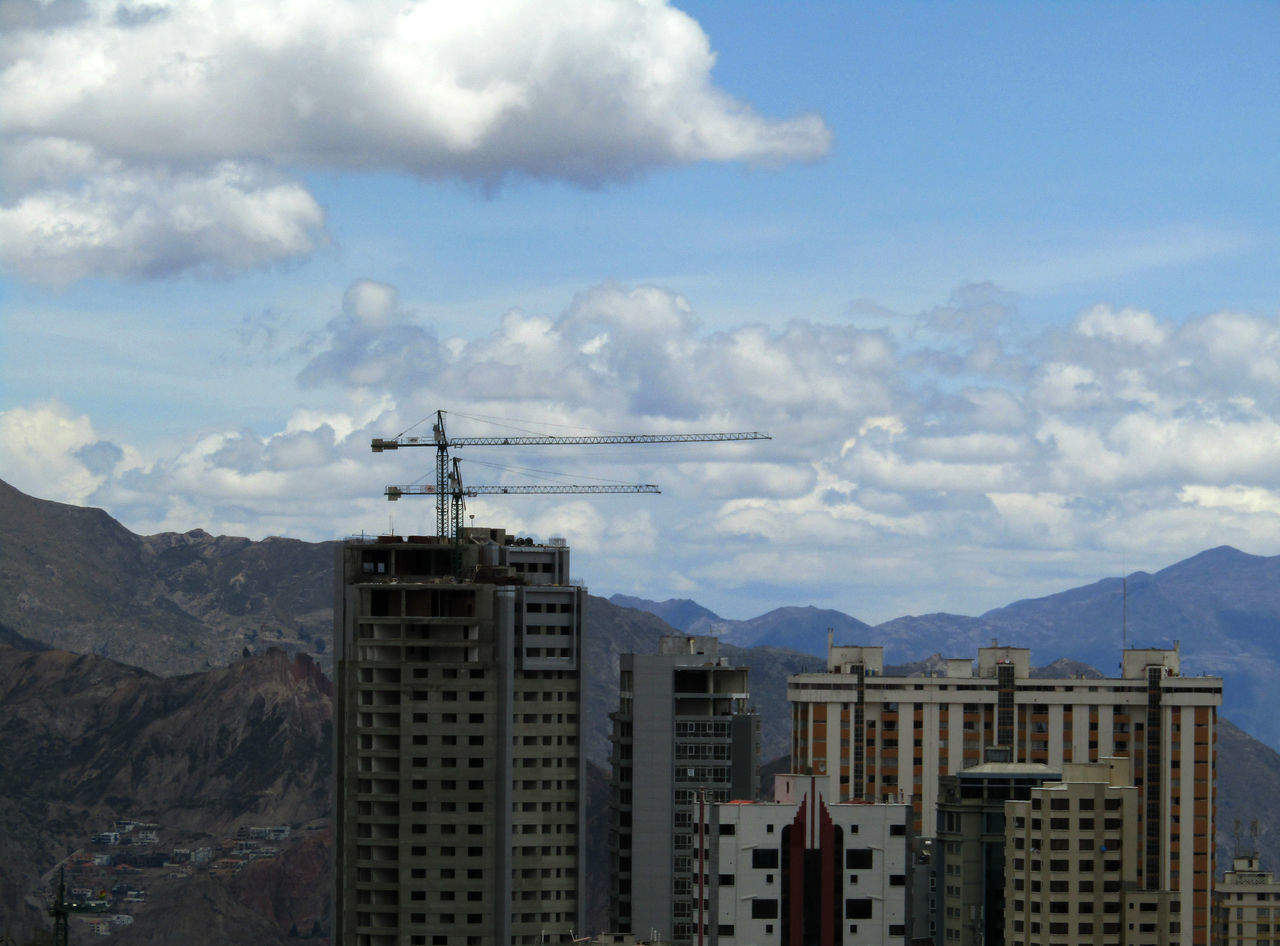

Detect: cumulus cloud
278,280,1280,610
298,280,903,445
0,159,324,282
0,401,136,503
0,0,830,282
11,280,1280,622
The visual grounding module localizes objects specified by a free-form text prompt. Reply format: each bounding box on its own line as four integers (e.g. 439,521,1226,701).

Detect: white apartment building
707,774,910,946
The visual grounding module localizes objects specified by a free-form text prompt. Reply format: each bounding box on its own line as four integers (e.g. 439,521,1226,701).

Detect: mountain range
4,477,1280,941
612,546,1280,751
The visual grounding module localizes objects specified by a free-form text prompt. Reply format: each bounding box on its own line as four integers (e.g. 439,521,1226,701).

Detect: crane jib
373,431,770,449
371,413,768,578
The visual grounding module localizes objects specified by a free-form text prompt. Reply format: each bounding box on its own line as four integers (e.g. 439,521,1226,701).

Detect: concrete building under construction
334,529,586,946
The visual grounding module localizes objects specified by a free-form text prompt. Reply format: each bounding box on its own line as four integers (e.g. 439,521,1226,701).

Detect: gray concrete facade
334,528,586,946
608,636,760,946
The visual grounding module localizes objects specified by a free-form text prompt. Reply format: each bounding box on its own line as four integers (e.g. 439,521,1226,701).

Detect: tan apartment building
1215,854,1280,946
1004,758,1180,946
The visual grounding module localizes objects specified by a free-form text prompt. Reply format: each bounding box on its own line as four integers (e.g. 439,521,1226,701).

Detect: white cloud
0,158,324,282
1032,362,1105,411
0,401,137,503
11,281,1280,623
0,0,830,282
1180,485,1280,517
1075,304,1167,348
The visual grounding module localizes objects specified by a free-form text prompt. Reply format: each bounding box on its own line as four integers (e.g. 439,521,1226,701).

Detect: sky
2,0,1280,625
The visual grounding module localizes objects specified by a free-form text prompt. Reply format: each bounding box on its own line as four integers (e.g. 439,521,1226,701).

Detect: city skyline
3,1,1280,623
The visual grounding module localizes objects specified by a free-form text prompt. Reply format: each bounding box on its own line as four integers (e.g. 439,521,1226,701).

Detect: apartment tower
608,635,760,946
1214,852,1280,946
788,644,1221,945
334,529,586,946
1004,758,1180,946
934,759,1060,946
707,774,911,946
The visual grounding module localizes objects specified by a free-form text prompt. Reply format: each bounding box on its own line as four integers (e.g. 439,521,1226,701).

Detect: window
846,849,874,869
753,848,780,869
751,899,779,919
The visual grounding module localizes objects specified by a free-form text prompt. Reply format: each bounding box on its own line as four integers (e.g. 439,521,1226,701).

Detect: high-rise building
707,774,911,946
1004,758,1181,946
334,530,586,946
788,644,1221,945
934,759,1060,946
1214,853,1280,946
608,635,760,946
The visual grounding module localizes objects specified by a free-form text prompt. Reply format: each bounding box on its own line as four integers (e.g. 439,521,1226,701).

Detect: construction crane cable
462,456,644,486
449,410,631,438
391,409,442,441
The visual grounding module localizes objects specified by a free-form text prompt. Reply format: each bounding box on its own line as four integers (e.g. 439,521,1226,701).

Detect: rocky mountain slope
0,635,332,943
612,594,875,656
0,479,334,676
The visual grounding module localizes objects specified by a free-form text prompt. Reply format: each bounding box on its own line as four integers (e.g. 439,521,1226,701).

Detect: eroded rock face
0,645,333,944
0,479,335,676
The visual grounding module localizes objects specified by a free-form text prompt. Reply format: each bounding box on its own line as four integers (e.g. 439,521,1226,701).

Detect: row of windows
1012,858,1124,875
1011,920,1122,936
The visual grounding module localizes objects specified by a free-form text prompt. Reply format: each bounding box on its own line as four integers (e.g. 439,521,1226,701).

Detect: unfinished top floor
341,527,574,587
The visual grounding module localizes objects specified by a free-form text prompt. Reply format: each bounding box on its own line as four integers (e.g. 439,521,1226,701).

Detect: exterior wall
935,764,1059,946
1214,856,1280,946
609,636,760,946
626,654,677,939
710,777,910,946
1003,760,1145,946
334,530,585,946
787,645,1222,945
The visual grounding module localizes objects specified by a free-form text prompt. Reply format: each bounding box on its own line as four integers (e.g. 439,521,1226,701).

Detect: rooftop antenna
1121,553,1128,668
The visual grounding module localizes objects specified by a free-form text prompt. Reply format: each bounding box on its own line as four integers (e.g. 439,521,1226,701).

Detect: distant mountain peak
608,594,722,633
1162,545,1257,569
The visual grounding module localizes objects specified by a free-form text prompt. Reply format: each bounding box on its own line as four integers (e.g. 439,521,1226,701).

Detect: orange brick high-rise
787,643,1221,946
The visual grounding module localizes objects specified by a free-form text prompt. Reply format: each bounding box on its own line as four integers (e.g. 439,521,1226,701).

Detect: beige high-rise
1215,854,1280,946
1003,758,1181,946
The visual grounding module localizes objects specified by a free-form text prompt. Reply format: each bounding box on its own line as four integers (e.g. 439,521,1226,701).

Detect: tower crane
371,409,770,559
385,456,660,544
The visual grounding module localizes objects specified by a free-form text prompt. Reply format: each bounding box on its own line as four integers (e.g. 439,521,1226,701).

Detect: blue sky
3,0,1279,625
